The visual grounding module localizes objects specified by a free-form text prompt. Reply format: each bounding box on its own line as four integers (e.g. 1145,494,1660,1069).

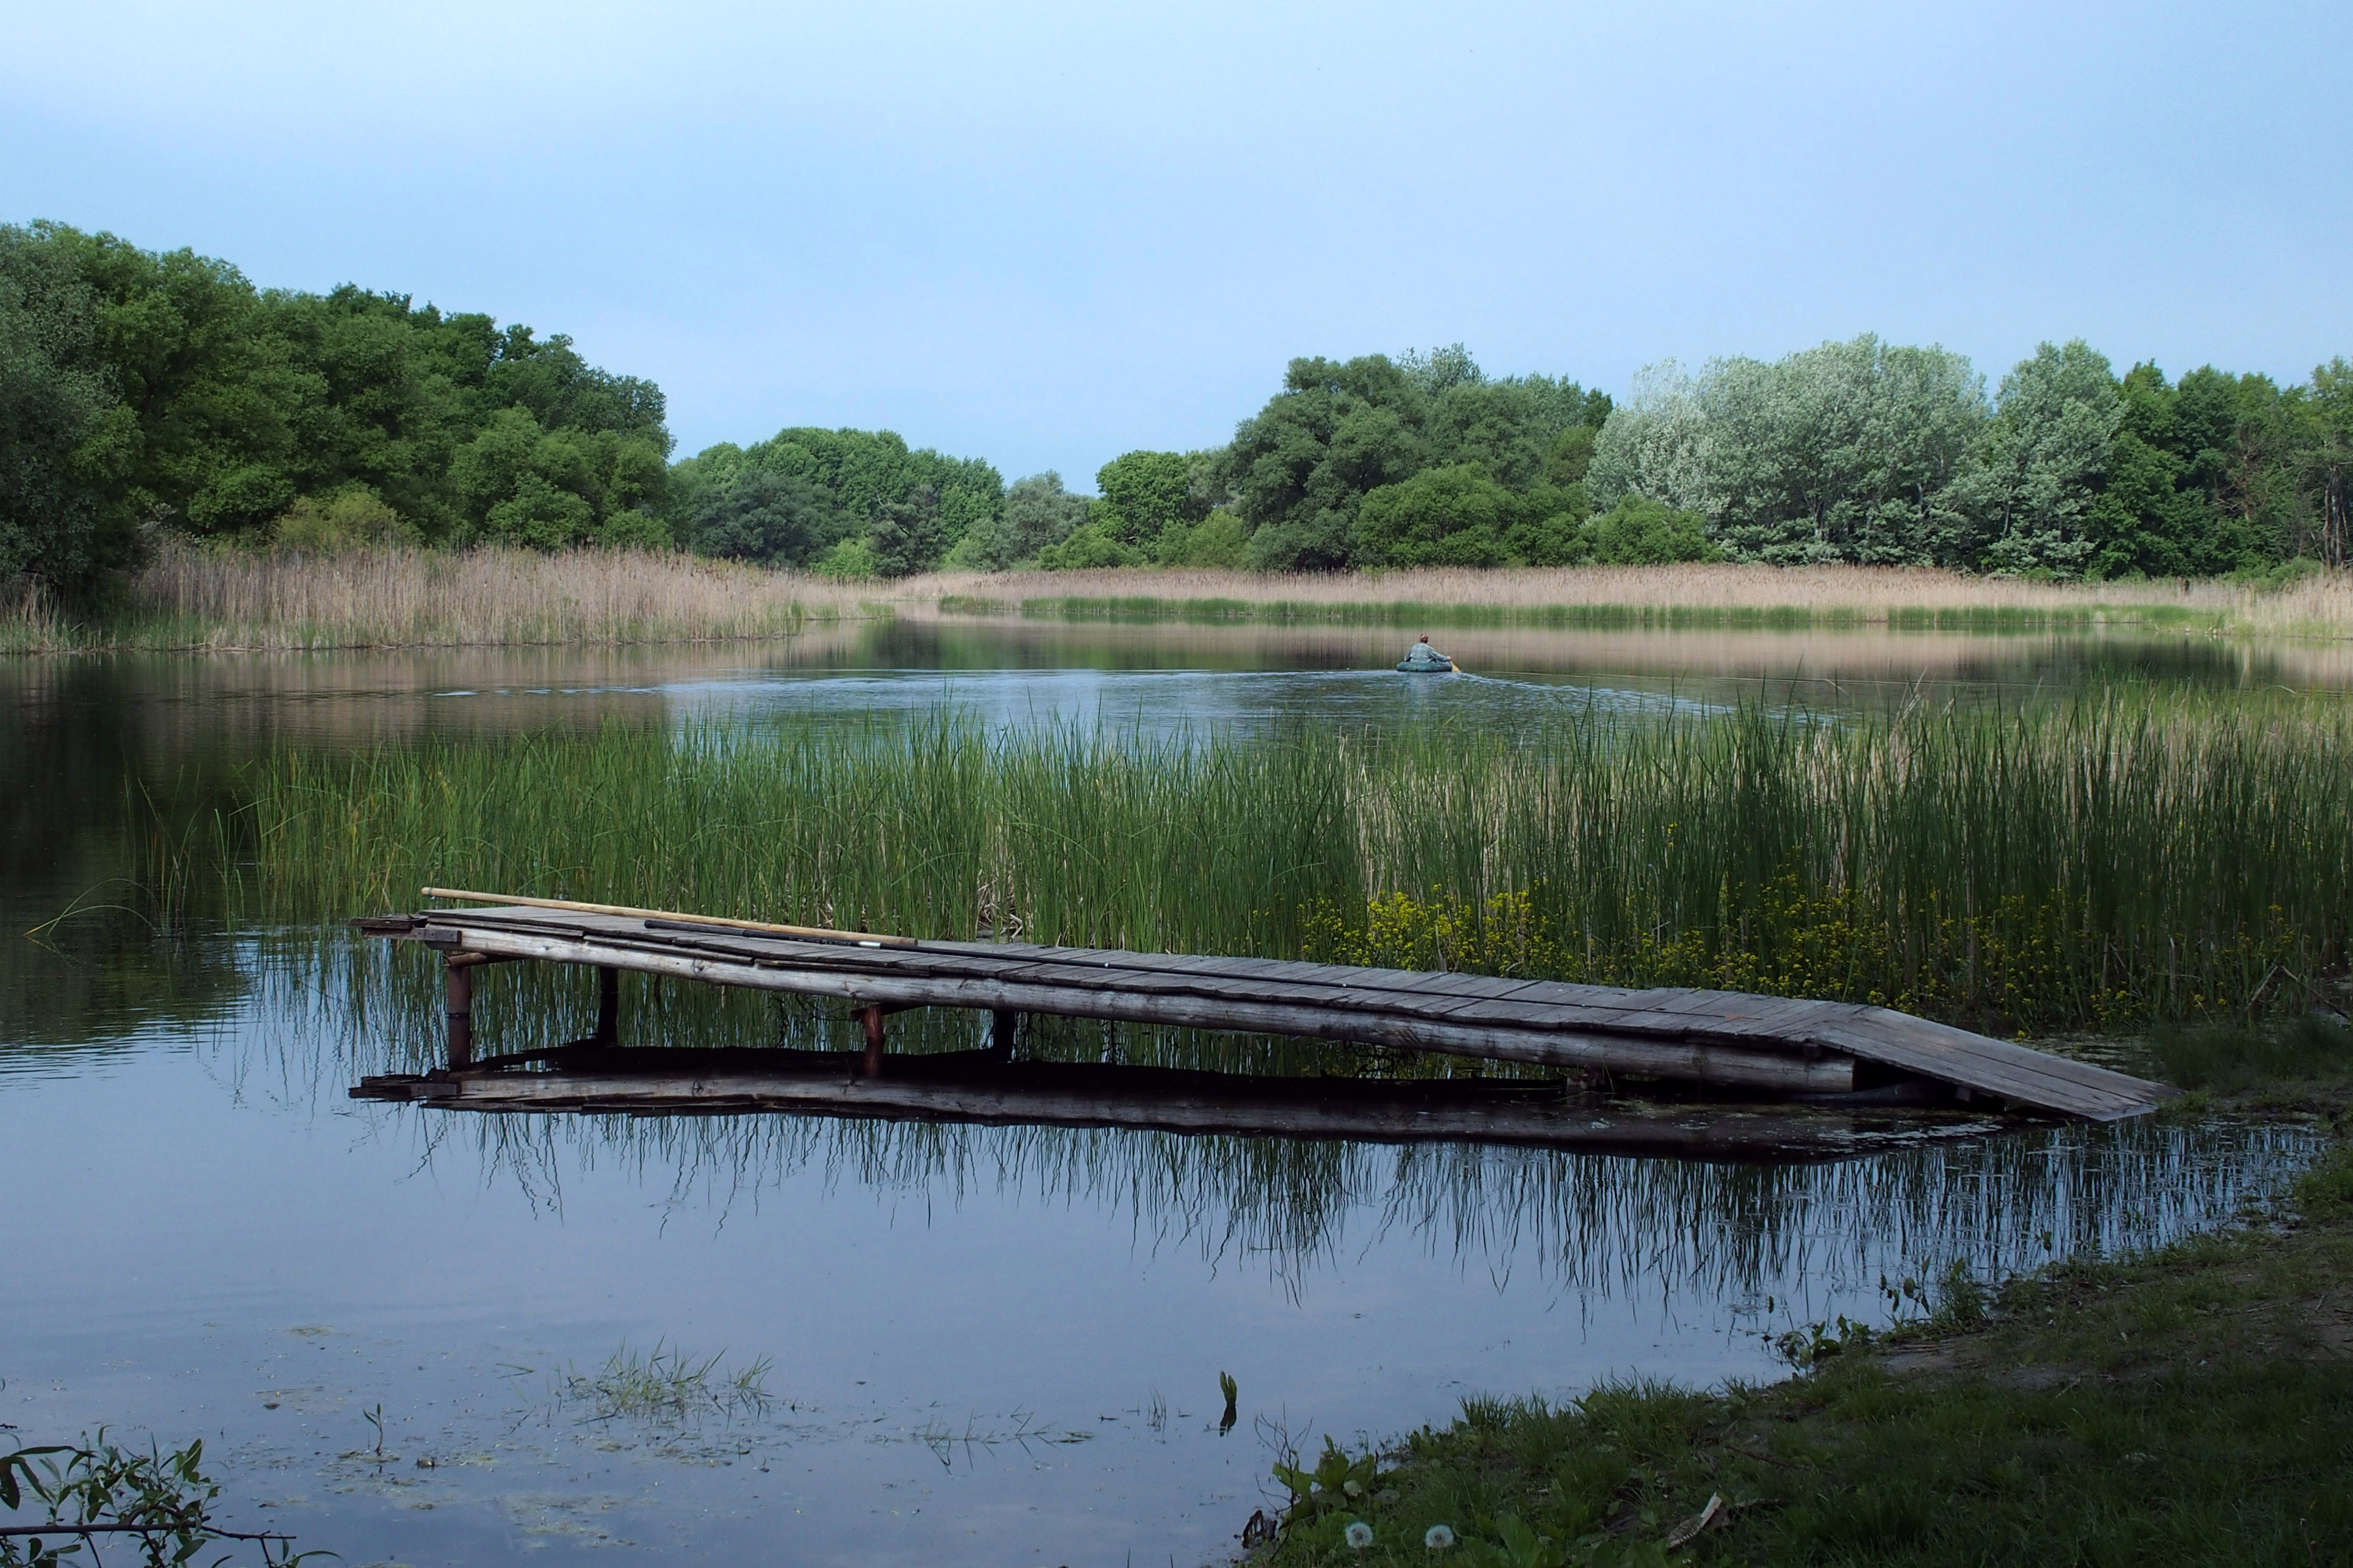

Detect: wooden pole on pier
444,956,473,1068
595,967,619,1047
858,1007,887,1078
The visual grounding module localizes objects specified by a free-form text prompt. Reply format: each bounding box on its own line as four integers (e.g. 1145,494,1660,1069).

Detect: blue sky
4,0,2346,485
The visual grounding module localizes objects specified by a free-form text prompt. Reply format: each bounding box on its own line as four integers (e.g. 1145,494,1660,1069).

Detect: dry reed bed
9,550,2352,653
932,563,2353,635
6,544,882,652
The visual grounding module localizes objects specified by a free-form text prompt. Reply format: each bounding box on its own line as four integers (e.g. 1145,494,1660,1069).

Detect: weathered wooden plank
411,924,1855,1091
1809,1013,2157,1121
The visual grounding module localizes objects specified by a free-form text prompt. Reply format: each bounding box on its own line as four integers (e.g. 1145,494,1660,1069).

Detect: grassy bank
189,694,2352,1034
11,553,2352,653
1256,1033,2353,1566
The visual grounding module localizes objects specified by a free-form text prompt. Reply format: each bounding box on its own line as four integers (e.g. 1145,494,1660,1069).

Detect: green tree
2081,364,2204,578
1092,450,1199,552
1355,464,1517,567
1593,336,1987,566
2172,367,2297,570
0,222,674,562
1579,495,1715,564
1960,340,2121,577
689,468,839,565
865,485,946,578
1224,348,1609,571
0,227,137,592
2304,359,2353,568
681,426,1001,575
966,471,1096,569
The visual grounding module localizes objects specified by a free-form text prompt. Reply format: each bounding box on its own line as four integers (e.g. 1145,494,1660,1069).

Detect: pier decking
351,898,2171,1125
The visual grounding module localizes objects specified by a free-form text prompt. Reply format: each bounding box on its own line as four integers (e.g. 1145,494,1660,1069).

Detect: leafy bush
270,488,415,553
1,1433,318,1567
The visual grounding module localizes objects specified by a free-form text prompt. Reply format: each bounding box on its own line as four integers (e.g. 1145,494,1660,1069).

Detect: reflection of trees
0,928,246,1053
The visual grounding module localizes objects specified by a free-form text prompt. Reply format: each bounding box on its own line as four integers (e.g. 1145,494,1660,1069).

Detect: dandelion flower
1424,1523,1456,1550
1345,1520,1374,1550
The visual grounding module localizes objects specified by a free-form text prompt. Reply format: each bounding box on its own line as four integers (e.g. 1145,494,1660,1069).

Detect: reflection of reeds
236,931,2318,1298
416,1090,2316,1310
214,692,2352,1031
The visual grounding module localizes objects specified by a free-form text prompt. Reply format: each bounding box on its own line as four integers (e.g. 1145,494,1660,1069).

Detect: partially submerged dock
348,893,2171,1137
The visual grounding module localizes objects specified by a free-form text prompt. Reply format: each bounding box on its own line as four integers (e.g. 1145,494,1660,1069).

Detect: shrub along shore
10,547,2353,654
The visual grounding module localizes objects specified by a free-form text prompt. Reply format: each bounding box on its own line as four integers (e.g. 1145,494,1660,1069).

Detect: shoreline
1249,1048,2353,1566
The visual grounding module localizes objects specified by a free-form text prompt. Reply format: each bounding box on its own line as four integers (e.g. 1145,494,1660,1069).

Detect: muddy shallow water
1,619,2338,1566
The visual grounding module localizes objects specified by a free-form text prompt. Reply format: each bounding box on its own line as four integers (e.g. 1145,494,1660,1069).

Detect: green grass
1260,1099,2353,1567
2155,1014,2353,1092
192,689,2353,1035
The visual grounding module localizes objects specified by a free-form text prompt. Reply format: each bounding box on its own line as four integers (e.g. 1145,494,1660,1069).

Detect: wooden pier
348,894,2171,1128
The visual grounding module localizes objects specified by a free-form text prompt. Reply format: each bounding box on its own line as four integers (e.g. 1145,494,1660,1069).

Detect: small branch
0,1522,296,1542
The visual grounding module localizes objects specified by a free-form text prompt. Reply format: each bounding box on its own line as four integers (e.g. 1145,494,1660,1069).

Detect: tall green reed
204,691,2353,1033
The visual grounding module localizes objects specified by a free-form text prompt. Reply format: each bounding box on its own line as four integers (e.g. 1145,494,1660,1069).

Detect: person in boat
1393,630,1449,667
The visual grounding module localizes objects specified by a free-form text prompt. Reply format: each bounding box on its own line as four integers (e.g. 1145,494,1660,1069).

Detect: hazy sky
4,0,2346,483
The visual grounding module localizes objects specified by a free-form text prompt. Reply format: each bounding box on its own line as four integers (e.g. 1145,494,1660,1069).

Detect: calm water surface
2,620,2337,1566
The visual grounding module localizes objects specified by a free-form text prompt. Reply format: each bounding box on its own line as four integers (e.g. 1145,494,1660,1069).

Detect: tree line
1,221,679,593
5,221,2346,596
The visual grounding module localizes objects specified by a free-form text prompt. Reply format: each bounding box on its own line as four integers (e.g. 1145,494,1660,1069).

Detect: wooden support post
858,1006,887,1078
990,1009,1019,1062
595,966,619,1047
444,956,473,1069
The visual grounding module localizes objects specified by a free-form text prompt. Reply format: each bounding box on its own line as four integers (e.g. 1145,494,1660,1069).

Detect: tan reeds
0,577,76,654
10,541,884,653
8,546,2351,653
919,562,2353,637
137,542,898,650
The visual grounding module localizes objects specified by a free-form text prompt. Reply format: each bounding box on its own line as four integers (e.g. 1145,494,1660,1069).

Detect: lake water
2,618,2337,1567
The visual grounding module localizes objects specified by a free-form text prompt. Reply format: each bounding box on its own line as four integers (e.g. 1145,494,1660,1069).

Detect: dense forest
4,221,2347,596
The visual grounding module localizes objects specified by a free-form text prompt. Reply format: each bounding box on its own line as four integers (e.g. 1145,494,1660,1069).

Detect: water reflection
416,1083,2310,1321
216,933,2316,1322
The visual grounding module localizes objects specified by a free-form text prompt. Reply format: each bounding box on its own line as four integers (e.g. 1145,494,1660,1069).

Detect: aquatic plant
205,687,2353,1034
550,1341,772,1425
